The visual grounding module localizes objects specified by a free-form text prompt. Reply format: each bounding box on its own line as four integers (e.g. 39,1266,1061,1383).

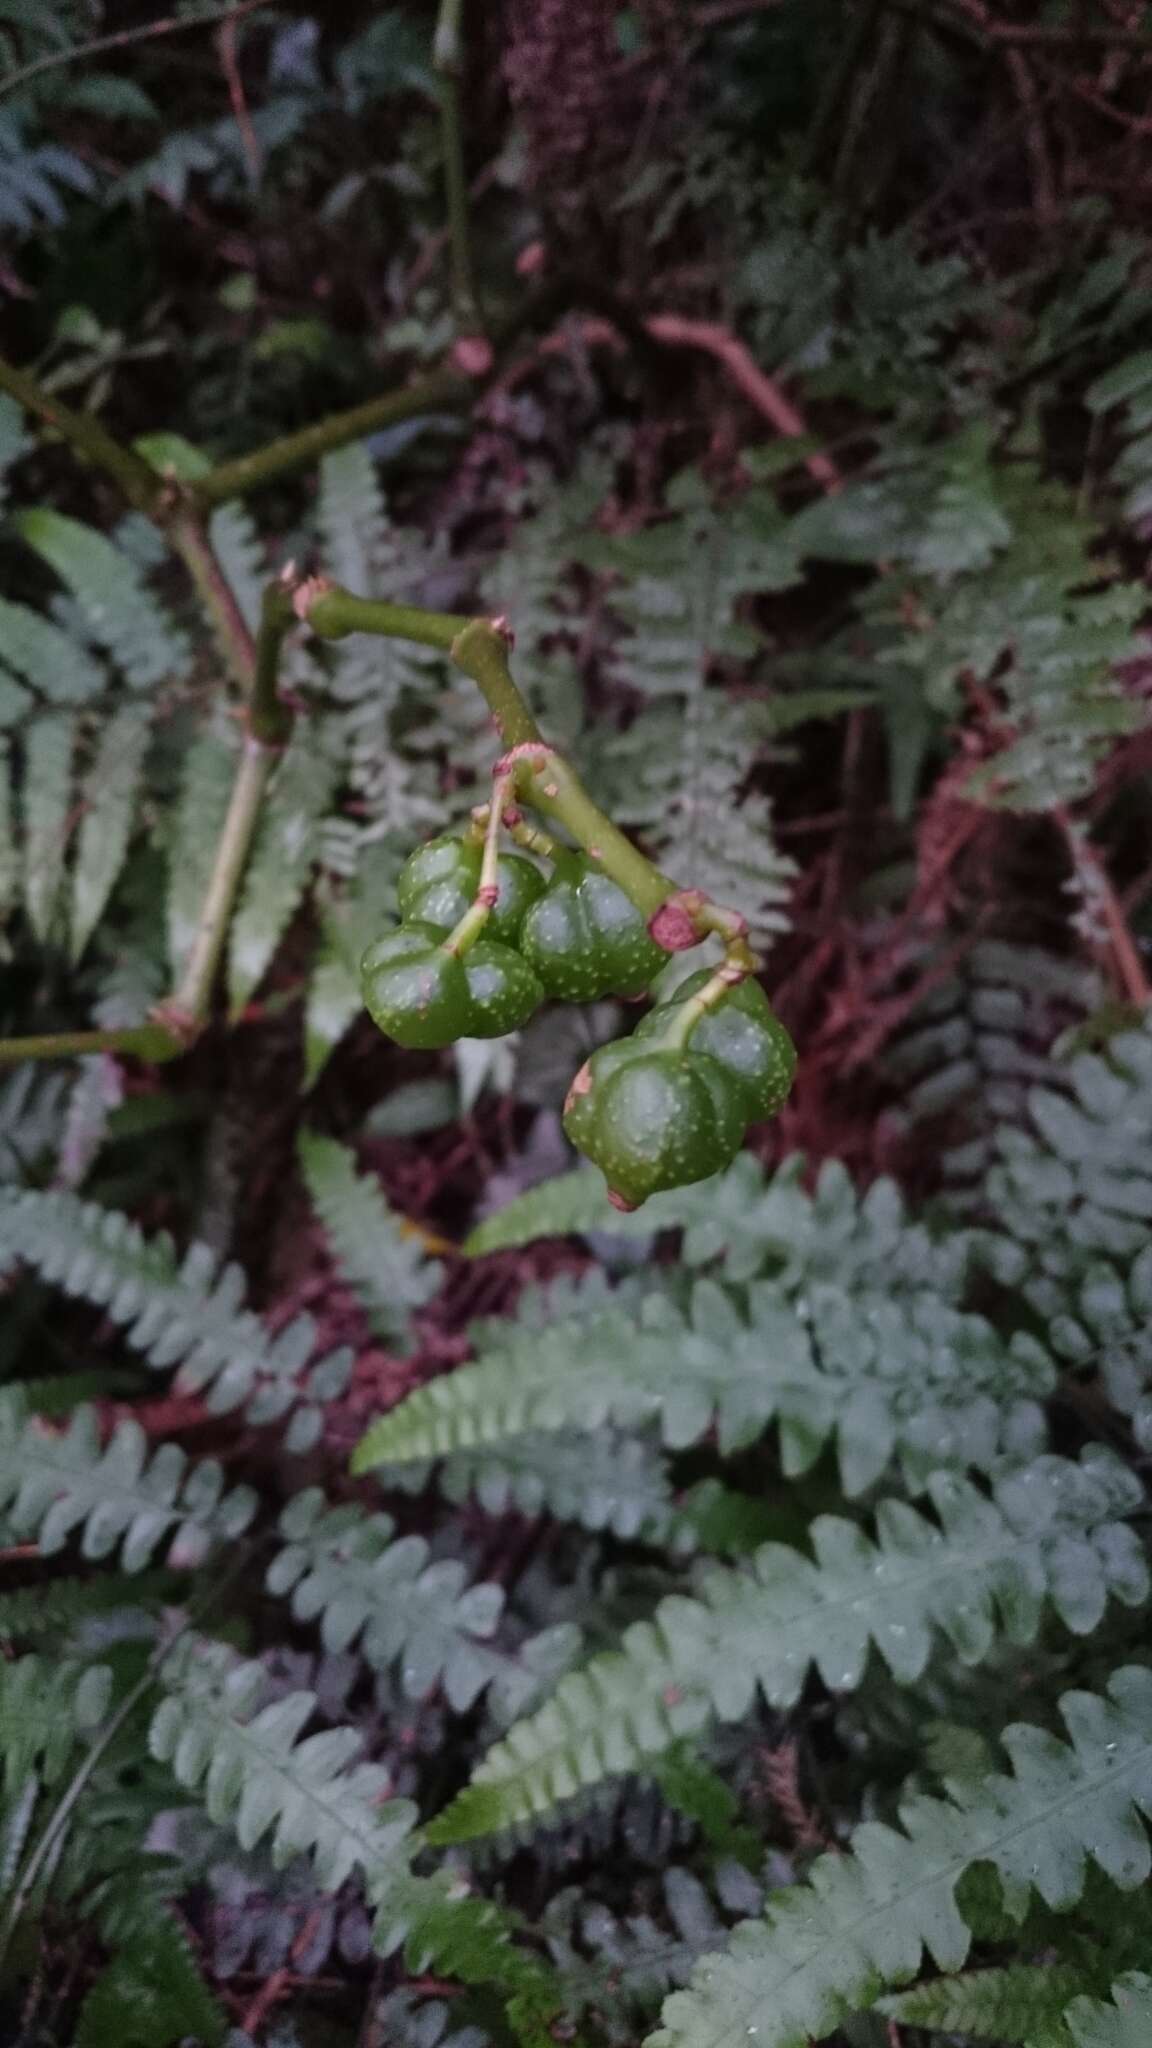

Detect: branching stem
433,0,482,338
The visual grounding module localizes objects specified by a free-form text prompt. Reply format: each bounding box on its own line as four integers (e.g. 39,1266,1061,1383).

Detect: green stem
449,620,543,748
508,745,675,918
444,767,515,956
304,586,469,651
433,0,482,337
0,353,164,515
168,506,257,692
656,961,751,1051
250,579,295,743
0,1023,183,1065
173,735,281,1023
189,366,470,510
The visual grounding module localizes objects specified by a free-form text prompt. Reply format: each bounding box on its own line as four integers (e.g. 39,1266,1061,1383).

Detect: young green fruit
636,970,796,1122
563,1039,744,1209
519,861,666,1002
361,921,543,1049
397,833,545,944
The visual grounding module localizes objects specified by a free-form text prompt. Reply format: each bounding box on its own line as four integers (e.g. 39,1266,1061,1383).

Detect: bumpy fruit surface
563,1040,744,1209
519,861,666,1002
397,833,545,944
636,970,796,1121
361,921,543,1049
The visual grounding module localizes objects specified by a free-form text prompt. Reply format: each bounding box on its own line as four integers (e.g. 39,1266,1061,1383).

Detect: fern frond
0,1059,69,1182
0,597,106,704
16,508,188,687
266,1487,511,1709
880,1963,1084,2040
1058,1975,1152,2048
384,1879,562,2048
543,1866,762,2046
149,1635,416,1891
70,701,152,958
165,718,239,981
353,1271,1051,1495
0,1188,352,1449
0,1395,257,1572
228,729,342,1012
74,1904,227,2048
0,1653,112,1791
468,1151,973,1295
0,1570,175,1644
886,939,1102,1201
647,1667,1152,2048
21,710,74,941
427,1452,1145,1844
298,1131,441,1350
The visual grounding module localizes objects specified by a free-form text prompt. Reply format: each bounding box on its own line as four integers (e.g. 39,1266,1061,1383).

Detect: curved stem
444,768,515,956
0,1023,183,1065
449,620,543,747
0,354,164,514
506,745,675,918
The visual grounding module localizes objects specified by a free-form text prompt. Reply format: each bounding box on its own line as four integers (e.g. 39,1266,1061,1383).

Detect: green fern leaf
427,1452,1145,1843
298,1130,441,1349
387,1880,562,2048
0,1570,175,1643
228,729,341,1012
468,1151,972,1295
70,701,152,957
0,1188,352,1449
352,1271,1051,1493
0,1653,112,1791
0,597,106,704
647,1668,1152,2048
267,1486,510,1709
0,1394,257,1571
15,508,188,688
0,737,15,924
165,719,239,981
1057,1975,1152,2048
21,710,74,942
880,1963,1084,2040
150,1635,416,1891
74,1905,227,2048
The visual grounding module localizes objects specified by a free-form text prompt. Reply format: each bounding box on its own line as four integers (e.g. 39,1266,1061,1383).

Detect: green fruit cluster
360,830,796,1206
563,973,795,1209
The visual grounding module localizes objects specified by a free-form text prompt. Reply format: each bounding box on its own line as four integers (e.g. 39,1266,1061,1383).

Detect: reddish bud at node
608,1188,639,1213
501,804,523,827
451,334,494,377
490,614,515,648
649,897,702,952
477,885,499,908
516,239,546,276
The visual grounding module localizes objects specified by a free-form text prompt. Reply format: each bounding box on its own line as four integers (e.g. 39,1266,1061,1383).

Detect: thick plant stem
303,585,469,652
0,352,164,514
434,0,482,338
173,736,281,1023
169,507,257,692
450,620,543,748
190,366,470,510
504,744,675,919
173,576,297,1021
0,1023,183,1066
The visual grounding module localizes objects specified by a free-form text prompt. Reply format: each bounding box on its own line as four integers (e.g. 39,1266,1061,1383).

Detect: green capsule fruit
361,922,544,1050
636,970,796,1122
397,833,545,944
458,940,544,1037
520,862,666,1002
563,1039,745,1209
361,922,473,1050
